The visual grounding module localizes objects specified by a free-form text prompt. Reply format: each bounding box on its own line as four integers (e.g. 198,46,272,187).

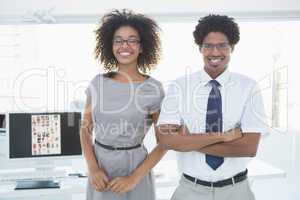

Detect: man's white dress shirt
158,69,269,182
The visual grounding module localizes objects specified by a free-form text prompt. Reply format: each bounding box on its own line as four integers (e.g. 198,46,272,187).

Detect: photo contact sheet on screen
31,114,61,156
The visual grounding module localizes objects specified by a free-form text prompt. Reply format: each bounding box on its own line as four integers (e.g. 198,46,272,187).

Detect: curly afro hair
193,14,240,47
94,9,161,74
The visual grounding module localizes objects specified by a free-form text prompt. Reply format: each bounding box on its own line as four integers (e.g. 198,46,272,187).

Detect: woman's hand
108,175,139,194
89,167,109,192
223,127,243,142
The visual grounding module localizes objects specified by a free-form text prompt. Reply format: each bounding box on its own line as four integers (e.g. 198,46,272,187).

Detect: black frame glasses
112,37,141,46
201,42,231,52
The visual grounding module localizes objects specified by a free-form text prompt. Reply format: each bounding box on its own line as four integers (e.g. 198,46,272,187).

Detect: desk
0,159,285,200
153,158,286,188
0,177,86,200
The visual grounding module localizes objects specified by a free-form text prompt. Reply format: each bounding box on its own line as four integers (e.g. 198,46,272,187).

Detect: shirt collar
199,68,231,87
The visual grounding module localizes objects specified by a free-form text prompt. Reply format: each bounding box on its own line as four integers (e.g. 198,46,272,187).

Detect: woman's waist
94,134,144,147
94,139,143,151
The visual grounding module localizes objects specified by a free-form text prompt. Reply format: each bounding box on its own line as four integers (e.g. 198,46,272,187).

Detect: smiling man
157,14,268,200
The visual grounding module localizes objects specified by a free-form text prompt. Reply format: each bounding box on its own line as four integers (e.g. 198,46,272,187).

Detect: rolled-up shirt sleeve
240,82,270,137
157,81,182,125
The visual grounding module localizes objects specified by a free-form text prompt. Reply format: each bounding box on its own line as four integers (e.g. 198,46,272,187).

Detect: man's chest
178,84,249,132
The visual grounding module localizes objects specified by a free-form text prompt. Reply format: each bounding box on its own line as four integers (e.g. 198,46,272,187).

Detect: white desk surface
153,158,286,188
0,159,286,199
0,177,86,198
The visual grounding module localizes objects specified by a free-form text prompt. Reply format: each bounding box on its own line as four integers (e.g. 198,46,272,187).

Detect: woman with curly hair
80,9,165,200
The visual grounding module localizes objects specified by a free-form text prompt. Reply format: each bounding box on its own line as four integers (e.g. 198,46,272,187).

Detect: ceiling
0,0,300,24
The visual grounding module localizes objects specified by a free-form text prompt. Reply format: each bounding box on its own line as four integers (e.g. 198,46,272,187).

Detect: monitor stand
15,180,60,190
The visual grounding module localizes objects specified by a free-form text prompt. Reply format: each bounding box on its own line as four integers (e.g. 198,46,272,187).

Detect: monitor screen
9,112,82,159
0,114,5,128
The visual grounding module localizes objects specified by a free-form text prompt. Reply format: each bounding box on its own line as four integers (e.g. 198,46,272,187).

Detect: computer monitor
8,112,82,160
0,114,6,157
0,114,5,128
5,112,82,189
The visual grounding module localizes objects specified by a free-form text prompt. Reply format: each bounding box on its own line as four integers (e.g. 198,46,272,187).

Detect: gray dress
85,73,165,200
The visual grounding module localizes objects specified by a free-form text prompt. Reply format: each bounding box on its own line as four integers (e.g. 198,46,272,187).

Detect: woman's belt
94,140,141,150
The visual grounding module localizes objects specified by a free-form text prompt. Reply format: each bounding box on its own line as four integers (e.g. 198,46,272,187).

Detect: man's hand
223,127,243,142
88,167,109,192
108,175,139,194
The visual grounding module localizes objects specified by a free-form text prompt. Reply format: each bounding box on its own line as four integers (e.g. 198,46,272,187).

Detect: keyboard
0,169,68,182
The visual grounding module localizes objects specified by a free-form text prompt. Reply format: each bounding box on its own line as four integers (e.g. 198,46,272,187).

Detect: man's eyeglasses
201,42,231,52
112,37,141,46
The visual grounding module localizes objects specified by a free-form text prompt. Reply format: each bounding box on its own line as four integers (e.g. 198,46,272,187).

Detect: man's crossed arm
157,124,260,157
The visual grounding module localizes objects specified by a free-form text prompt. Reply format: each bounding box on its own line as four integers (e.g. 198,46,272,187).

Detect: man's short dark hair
95,9,161,73
193,14,240,46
